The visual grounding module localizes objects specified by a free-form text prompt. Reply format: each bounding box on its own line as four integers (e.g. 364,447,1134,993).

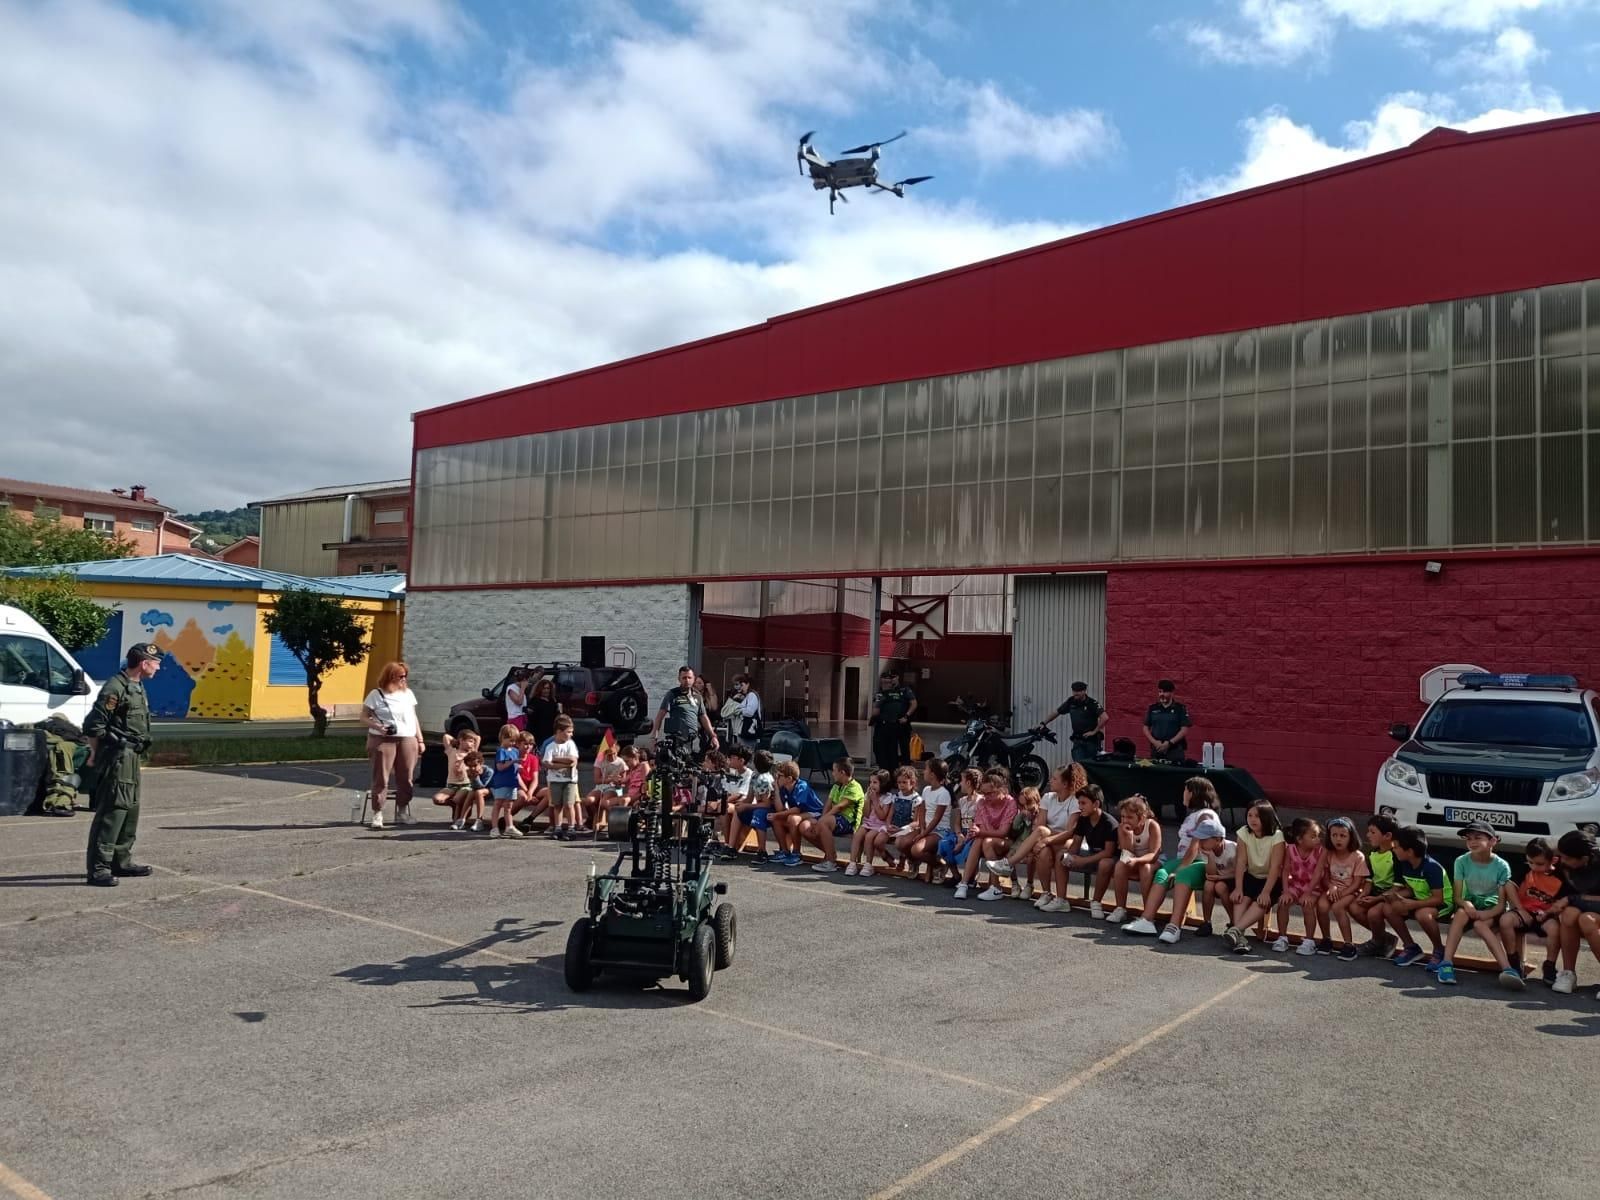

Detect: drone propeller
894,175,932,188
840,130,906,155
797,130,816,174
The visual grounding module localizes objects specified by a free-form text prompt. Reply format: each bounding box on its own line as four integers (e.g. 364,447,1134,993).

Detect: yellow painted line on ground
0,1159,54,1200
867,973,1259,1200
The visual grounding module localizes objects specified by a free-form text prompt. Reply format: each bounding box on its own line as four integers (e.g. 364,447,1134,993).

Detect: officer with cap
1142,678,1191,764
1036,681,1108,763
869,668,917,770
83,642,163,886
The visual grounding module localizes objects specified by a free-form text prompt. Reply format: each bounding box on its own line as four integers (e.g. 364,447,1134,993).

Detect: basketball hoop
887,595,947,642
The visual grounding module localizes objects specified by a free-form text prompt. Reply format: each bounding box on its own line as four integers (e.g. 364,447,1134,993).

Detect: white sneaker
811,860,838,873
1271,935,1290,953
1105,907,1128,925
1296,938,1317,957
1553,970,1577,995
1124,917,1159,936
470,821,483,832
977,885,1006,901
490,828,501,839
449,819,464,830
954,883,970,899
396,808,416,826
1043,897,1069,913
1158,924,1182,944
506,824,524,838
1033,893,1053,910
982,858,1012,875
368,812,384,830
844,863,860,876
860,864,875,877
1089,901,1105,920
1013,873,1031,896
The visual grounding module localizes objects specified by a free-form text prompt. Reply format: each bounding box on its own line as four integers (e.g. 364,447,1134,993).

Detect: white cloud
918,81,1117,170
1179,90,1582,200
1444,25,1546,74
0,1,1094,510
1184,0,1586,66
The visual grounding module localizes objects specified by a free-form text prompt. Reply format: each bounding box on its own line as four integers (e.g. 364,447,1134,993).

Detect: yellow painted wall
259,497,346,576
250,596,404,719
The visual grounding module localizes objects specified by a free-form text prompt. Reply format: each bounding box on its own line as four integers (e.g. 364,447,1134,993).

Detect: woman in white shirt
363,661,424,829
504,667,529,732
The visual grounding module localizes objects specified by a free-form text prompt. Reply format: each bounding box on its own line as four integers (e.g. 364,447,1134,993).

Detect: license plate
1443,806,1516,828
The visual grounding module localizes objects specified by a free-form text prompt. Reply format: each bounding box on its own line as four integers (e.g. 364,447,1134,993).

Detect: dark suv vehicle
446,662,650,747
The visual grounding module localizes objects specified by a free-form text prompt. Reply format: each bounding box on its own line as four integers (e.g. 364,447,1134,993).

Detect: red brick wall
1104,553,1600,810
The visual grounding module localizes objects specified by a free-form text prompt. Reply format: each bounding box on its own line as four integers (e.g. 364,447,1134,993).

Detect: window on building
131,519,156,532
381,563,399,572
357,564,375,574
0,634,78,693
373,508,405,525
33,504,61,521
83,513,116,535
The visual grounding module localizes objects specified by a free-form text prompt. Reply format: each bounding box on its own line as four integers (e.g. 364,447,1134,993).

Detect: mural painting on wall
83,599,256,719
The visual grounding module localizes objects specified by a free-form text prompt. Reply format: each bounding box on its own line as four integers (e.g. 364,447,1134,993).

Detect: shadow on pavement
0,873,84,888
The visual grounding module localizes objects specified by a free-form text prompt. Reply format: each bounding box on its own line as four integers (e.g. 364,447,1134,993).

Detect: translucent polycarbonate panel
1330,314,1368,382
860,386,883,440
1060,473,1091,559
748,451,771,503
880,435,905,490
906,488,936,569
954,372,982,425
1453,367,1491,440
837,388,862,442
1409,446,1432,548
1496,437,1538,544
1151,466,1186,557
1121,468,1153,558
765,500,791,563
1497,290,1536,361
950,422,980,485
853,494,882,569
1091,410,1121,471
1372,447,1408,549
1154,401,1186,466
1125,345,1156,405
1255,457,1291,555
1062,412,1092,474
653,458,675,510
1257,389,1291,457
1590,356,1600,429
1496,360,1537,437
1221,393,1256,460
1541,435,1583,543
1542,285,1585,358
1329,451,1368,552
1034,415,1065,479
1258,326,1293,391
1185,461,1218,557
875,491,900,567
905,430,931,489
1036,359,1066,418
931,377,956,429
710,453,732,505
981,369,1005,428
950,486,980,563
1371,309,1407,378
1452,441,1493,545
1189,395,1220,462
1294,321,1329,387
926,486,954,562
1191,337,1221,397
978,414,1002,481
979,482,1007,567
677,455,699,507
1122,404,1154,469
1454,296,1490,366
1590,284,1600,351
1063,357,1093,413
1294,384,1329,453
811,444,837,497
1031,475,1063,563
1156,342,1188,404
1223,332,1257,396
1005,419,1034,479
1090,472,1118,559
1007,365,1035,421
813,394,838,447
1411,306,1436,372
1092,352,1121,409
1003,480,1033,564
924,426,957,485
791,443,815,496
1370,377,1407,447
882,381,909,436
789,395,817,446
1292,454,1328,553
676,412,698,457
1330,381,1367,451
1409,376,1431,445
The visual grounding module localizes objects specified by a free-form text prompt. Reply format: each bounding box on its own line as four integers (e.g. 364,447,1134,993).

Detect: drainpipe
342,493,358,542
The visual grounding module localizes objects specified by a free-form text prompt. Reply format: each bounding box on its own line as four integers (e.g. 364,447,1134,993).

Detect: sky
2,0,1595,511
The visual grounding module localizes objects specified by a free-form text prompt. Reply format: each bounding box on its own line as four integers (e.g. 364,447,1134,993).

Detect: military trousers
85,752,140,877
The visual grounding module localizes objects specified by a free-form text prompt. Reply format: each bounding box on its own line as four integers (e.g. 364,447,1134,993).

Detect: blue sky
1,0,1595,507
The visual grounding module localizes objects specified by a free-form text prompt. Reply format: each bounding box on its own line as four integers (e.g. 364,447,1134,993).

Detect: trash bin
0,726,46,816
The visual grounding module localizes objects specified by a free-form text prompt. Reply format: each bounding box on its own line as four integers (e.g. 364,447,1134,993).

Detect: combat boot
112,863,153,877
88,868,118,887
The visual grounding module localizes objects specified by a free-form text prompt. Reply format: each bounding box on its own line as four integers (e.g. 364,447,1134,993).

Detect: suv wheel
616,694,643,726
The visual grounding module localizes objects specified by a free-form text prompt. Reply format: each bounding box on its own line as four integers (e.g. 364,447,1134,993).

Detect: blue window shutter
268,634,303,685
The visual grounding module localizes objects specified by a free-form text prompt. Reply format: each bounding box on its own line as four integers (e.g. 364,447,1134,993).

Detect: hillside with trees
179,505,259,547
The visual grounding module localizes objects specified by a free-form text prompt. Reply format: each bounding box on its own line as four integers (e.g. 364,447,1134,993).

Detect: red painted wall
1103,553,1600,811
416,115,1600,451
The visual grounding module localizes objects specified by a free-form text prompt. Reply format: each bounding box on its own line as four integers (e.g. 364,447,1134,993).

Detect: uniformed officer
1142,678,1191,763
869,669,917,770
83,643,163,887
1037,681,1107,762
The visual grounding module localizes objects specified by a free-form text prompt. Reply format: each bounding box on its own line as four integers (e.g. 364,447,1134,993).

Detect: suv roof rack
1455,672,1580,691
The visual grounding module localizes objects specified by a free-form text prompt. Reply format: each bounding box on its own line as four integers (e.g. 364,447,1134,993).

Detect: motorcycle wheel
1014,756,1049,791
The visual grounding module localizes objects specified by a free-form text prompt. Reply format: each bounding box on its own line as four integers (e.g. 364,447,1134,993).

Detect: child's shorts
1503,909,1558,934
550,781,581,806
833,815,855,838
1573,896,1600,915
490,786,517,802
442,784,474,801
863,816,890,834
1240,873,1279,905
1154,856,1207,891
748,807,771,830
940,832,972,868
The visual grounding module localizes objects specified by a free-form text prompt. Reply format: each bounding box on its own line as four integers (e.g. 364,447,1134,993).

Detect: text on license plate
1443,806,1516,828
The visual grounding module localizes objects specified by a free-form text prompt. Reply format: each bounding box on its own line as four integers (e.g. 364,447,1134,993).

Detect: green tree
0,572,111,650
0,508,137,567
262,588,369,737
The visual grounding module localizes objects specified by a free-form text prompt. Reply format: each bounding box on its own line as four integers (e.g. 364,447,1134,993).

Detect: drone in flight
796,130,932,214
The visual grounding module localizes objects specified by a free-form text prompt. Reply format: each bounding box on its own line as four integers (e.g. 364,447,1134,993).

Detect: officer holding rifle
83,643,163,887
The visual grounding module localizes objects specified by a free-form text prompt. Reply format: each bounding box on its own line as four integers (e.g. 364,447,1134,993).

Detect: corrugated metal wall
259,499,345,576
1011,574,1107,771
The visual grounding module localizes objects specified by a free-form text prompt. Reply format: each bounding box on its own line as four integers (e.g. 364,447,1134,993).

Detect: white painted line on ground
0,1158,54,1200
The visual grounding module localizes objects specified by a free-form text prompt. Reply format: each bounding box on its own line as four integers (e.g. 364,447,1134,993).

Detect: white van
0,604,97,728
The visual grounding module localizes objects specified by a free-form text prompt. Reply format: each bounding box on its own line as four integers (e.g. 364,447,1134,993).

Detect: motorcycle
937,698,1056,791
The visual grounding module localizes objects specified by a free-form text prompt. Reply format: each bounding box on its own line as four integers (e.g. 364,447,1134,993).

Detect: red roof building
0,477,200,557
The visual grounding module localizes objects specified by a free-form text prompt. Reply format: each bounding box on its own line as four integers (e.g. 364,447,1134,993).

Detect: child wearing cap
1552,829,1600,996
1123,812,1229,944
1435,821,1518,988
1498,837,1569,984
1378,825,1454,970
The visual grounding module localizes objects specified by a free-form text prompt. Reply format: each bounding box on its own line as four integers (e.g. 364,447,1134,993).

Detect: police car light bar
1456,672,1580,690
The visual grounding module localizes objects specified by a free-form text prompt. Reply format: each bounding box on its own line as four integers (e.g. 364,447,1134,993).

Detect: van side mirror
1388,723,1411,742
71,667,90,696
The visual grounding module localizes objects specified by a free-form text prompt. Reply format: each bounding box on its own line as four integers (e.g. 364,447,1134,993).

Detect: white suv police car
1376,673,1600,851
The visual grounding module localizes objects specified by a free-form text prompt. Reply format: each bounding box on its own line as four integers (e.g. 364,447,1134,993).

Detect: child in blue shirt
487,726,522,839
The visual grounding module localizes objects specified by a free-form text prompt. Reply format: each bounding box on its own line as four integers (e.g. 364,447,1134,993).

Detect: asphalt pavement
2,761,1597,1200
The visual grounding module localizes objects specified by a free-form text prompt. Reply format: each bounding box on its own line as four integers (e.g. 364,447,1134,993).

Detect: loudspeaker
580,635,606,668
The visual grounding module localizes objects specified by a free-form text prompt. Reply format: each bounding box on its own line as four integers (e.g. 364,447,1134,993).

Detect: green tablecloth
1080,760,1267,823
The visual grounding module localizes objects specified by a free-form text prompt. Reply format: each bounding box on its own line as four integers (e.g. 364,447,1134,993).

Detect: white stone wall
403,584,692,731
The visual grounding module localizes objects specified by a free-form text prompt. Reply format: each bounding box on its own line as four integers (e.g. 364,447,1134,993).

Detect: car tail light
586,691,600,706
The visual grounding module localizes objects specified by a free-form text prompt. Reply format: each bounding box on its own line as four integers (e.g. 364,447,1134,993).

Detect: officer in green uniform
869,669,917,770
83,642,163,887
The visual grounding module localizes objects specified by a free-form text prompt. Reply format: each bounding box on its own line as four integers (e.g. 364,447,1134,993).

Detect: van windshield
1419,699,1595,751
